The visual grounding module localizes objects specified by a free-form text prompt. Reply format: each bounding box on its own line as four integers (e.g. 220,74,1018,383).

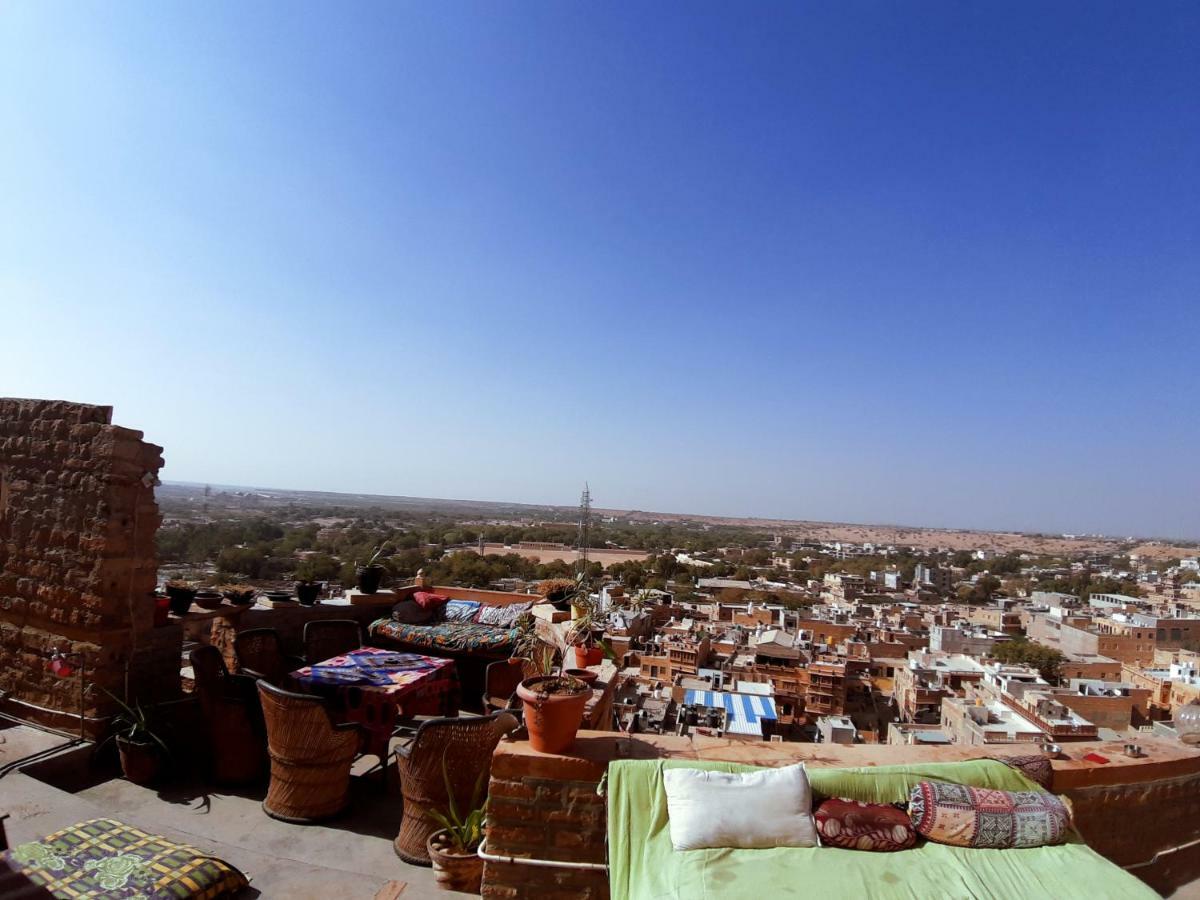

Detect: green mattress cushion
607,758,1156,900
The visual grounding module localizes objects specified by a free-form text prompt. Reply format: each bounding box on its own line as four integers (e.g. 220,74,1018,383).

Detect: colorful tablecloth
291,648,459,758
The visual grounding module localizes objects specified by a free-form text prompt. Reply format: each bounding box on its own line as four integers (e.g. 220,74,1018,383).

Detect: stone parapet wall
0,398,176,730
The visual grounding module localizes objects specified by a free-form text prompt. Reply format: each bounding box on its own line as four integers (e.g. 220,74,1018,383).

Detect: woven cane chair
303,619,363,665
235,628,304,685
258,681,363,823
393,711,519,864
483,657,538,712
189,646,266,785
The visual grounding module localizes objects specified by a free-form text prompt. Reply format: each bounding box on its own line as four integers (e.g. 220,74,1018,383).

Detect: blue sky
2,3,1197,538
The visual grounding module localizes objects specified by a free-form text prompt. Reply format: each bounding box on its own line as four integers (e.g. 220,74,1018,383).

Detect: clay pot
222,586,256,605
261,590,292,604
193,590,223,610
357,565,385,595
427,830,483,893
563,668,599,686
517,676,590,754
574,645,604,668
164,585,196,615
295,581,321,606
117,736,161,785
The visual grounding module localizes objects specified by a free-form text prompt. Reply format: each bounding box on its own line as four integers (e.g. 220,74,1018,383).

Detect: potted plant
220,583,257,605
535,576,585,612
192,588,224,610
566,592,612,668
163,580,197,616
99,688,169,786
516,673,591,754
356,545,390,595
425,757,487,893
295,580,321,606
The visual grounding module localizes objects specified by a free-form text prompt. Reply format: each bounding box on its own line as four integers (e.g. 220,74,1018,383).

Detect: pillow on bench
663,763,818,850
909,780,1071,849
815,798,917,851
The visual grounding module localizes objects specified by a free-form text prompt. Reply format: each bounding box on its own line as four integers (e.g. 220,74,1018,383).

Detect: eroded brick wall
0,398,179,731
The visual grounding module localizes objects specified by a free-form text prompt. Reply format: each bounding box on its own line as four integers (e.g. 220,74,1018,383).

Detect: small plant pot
117,736,161,786
295,581,321,606
356,565,385,595
164,585,196,616
563,668,599,686
517,675,590,754
574,645,604,668
222,586,256,605
193,590,223,610
152,594,170,628
427,830,483,893
261,590,292,605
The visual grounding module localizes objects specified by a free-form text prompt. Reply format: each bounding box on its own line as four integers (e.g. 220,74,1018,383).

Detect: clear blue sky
3,3,1198,539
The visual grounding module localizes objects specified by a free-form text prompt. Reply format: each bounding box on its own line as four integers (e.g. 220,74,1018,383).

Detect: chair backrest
401,712,520,807
256,680,347,762
484,658,529,710
189,645,229,695
303,620,363,665
235,628,286,682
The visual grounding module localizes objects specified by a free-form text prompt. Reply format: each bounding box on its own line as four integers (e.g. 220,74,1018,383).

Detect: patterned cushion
369,618,520,654
477,601,532,627
441,599,482,622
2,818,247,898
814,799,917,851
988,754,1054,790
908,780,1071,849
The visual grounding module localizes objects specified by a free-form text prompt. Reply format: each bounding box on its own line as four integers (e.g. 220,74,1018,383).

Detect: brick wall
0,398,178,731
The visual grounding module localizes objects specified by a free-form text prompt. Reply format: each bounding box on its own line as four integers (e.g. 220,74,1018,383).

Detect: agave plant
426,752,487,853
96,686,170,756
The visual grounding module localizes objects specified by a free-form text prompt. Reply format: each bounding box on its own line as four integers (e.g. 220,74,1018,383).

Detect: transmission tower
576,484,592,575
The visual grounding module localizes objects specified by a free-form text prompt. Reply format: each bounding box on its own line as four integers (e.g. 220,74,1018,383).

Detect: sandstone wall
0,398,178,732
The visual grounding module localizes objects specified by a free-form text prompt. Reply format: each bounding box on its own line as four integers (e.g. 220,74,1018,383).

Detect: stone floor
1,723,442,899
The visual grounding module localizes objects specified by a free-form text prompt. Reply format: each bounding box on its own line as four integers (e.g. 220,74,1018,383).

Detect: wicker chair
483,657,537,711
258,680,363,823
235,628,304,685
189,645,267,785
303,619,363,665
394,712,519,865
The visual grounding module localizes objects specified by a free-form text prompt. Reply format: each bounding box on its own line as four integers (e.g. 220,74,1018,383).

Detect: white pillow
662,764,818,850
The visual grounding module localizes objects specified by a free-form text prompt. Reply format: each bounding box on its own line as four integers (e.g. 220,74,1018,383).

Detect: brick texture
0,398,178,731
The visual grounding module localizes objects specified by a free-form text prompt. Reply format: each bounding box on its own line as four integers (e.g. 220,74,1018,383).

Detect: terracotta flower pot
427,830,483,894
517,676,590,754
574,645,604,668
193,590,223,610
117,736,161,785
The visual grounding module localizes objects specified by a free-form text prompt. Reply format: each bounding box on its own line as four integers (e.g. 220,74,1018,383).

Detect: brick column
0,398,177,732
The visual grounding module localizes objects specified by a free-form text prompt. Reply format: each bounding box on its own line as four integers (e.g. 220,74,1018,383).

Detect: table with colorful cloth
290,648,460,760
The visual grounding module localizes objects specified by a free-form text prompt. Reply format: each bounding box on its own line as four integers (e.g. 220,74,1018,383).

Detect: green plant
426,752,487,852
359,544,391,569
97,686,170,756
512,613,556,676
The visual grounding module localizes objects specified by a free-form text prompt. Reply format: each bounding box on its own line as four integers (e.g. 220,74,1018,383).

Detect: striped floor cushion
3,818,247,898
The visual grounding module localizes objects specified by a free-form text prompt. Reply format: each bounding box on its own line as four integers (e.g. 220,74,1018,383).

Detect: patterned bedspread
369,618,519,655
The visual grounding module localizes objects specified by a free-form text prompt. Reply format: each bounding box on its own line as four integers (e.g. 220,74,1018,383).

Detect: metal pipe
476,837,608,872
1122,834,1200,871
0,738,86,781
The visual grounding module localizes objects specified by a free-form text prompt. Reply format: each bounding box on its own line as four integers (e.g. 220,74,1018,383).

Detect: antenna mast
577,483,592,575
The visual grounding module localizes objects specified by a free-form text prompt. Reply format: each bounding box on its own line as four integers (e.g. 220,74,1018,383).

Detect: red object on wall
153,594,170,627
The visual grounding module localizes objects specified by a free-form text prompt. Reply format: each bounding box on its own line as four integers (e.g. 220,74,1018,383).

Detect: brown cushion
814,799,917,851
908,780,1071,849
391,599,436,625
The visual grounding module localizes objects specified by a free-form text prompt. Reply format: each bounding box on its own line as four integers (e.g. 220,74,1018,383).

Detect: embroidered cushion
908,780,1071,849
663,764,818,850
988,753,1054,790
441,599,482,622
412,591,450,611
815,798,917,851
477,601,532,627
2,818,247,898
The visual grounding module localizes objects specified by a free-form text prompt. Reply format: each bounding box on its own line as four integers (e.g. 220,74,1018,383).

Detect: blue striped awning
683,690,777,736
